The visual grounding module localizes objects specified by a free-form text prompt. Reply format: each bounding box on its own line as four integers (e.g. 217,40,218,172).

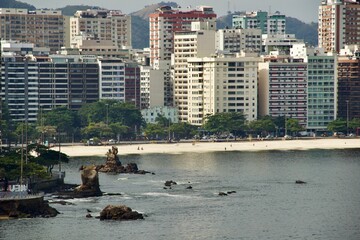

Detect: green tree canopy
327,119,347,133
203,112,247,137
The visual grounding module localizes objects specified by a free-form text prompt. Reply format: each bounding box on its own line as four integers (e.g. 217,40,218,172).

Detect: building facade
70,9,131,49
337,51,360,120
187,54,260,125
149,5,216,65
98,58,126,102
0,8,64,53
173,29,216,122
319,0,360,53
259,59,308,127
307,54,337,130
216,28,262,54
232,11,286,35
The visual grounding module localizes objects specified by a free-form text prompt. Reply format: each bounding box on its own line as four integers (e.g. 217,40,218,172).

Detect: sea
1,148,360,240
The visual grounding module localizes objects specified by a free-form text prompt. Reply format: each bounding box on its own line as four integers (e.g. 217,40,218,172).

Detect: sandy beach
60,138,360,157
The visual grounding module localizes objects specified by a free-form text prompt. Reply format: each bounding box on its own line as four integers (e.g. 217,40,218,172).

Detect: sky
22,0,321,23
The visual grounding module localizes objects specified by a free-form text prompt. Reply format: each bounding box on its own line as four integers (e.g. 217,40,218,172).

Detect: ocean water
1,149,360,240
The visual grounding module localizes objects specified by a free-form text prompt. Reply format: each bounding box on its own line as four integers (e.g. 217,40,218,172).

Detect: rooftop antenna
227,0,231,14
269,5,272,15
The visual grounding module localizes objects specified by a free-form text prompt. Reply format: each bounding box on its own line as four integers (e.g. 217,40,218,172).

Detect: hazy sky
22,0,320,23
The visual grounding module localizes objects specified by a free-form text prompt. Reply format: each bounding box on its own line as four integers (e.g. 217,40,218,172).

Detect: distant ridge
0,0,35,10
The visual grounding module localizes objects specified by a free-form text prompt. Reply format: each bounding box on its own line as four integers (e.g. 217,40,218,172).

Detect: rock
73,165,102,197
218,192,228,196
0,197,59,218
295,180,307,184
99,205,144,221
98,147,150,174
186,186,193,189
86,213,92,218
165,180,177,187
227,191,236,194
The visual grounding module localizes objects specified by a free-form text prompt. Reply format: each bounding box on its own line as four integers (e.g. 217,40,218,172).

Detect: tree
143,123,166,140
30,144,70,174
169,122,197,140
327,119,347,133
41,106,79,136
349,118,360,133
81,122,112,139
286,118,304,135
204,112,247,138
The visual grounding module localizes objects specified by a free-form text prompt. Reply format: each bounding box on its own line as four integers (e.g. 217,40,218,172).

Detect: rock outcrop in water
98,146,150,174
0,196,59,218
73,165,102,197
99,204,144,221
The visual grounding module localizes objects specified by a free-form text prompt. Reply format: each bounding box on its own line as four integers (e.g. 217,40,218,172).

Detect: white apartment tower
173,25,216,122
98,58,126,101
187,54,260,125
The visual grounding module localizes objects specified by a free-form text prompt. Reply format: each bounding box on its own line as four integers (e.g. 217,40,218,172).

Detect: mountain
59,5,102,16
131,1,178,20
0,0,35,10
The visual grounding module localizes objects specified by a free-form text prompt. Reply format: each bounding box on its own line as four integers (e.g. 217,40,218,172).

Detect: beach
60,138,360,157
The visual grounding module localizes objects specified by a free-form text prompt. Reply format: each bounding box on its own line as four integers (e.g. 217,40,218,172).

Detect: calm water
1,149,360,240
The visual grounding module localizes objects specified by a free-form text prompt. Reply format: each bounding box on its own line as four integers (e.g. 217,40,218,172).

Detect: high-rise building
0,8,64,53
98,58,126,102
124,62,141,108
187,54,260,125
259,58,308,127
140,60,171,109
216,28,262,54
70,9,131,49
149,5,216,66
232,11,286,35
307,53,337,131
173,26,216,122
338,46,360,121
319,0,360,53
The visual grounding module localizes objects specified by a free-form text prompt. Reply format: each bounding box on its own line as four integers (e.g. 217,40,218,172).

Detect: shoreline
60,138,360,157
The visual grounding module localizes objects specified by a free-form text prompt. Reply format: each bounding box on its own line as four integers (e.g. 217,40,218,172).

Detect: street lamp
346,100,349,135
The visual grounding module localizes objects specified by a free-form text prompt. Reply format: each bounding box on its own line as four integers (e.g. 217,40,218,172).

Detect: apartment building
0,8,64,53
70,9,131,49
0,56,39,122
307,53,337,131
173,27,216,122
149,5,216,66
216,28,262,54
140,60,171,109
187,54,260,126
259,59,308,127
232,11,286,35
338,46,360,120
98,58,126,102
319,0,360,53
262,34,304,55
124,62,141,108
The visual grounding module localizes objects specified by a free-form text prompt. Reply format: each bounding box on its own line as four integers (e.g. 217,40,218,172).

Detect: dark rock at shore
219,192,228,196
0,197,59,218
99,205,144,221
295,180,307,184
